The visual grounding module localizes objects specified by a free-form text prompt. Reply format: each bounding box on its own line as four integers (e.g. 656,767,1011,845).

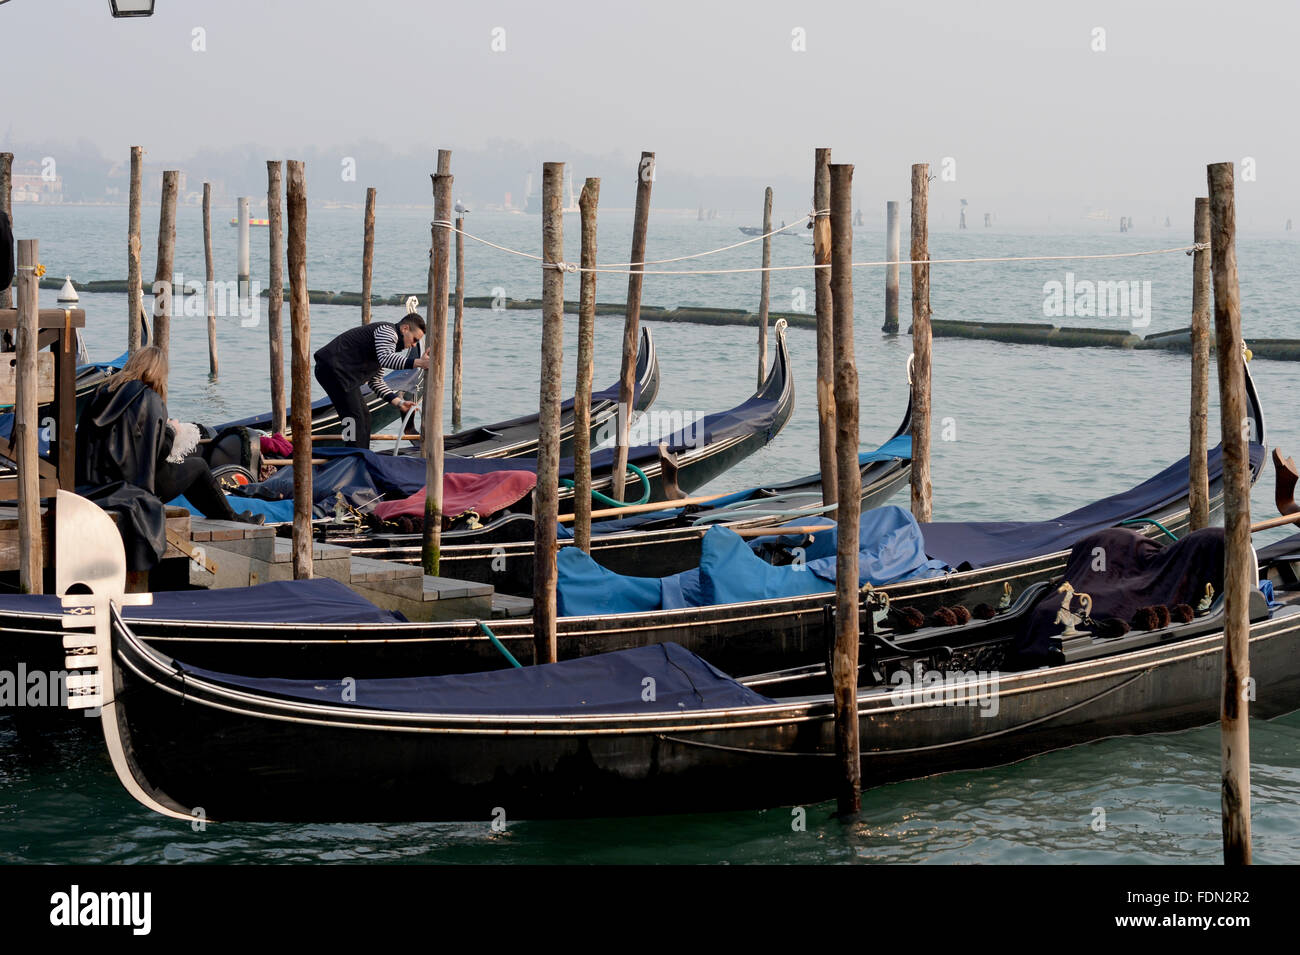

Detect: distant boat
230,217,270,227
738,223,798,237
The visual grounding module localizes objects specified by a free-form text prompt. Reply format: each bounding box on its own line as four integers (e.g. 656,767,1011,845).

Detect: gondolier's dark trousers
314,360,371,449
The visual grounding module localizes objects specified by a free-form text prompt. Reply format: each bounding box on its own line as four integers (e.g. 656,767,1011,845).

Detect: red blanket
372,470,537,523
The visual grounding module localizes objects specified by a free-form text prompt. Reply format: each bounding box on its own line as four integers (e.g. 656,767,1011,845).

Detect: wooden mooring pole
534,162,566,665
611,150,654,503
127,146,143,353
574,177,600,553
267,161,286,436
452,210,466,431
830,164,862,815
203,183,218,378
361,187,376,325
422,151,452,576
757,186,773,388
0,153,10,315
910,164,933,522
1189,196,1211,531
152,170,179,361
237,196,251,307
1207,161,1252,865
813,148,837,512
15,239,42,593
883,200,900,333
286,161,313,580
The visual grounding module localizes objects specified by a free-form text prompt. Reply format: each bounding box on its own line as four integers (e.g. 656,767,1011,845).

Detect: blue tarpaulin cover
920,444,1264,570
168,493,298,524
556,506,947,616
0,577,405,623
176,642,774,715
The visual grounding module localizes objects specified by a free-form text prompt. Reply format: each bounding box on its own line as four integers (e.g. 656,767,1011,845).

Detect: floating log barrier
921,318,1143,349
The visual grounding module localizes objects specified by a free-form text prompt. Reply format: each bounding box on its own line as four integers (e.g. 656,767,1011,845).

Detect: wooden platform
190,520,494,622
0,503,193,573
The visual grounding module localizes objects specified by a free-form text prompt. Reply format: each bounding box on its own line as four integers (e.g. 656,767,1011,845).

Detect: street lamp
108,0,155,16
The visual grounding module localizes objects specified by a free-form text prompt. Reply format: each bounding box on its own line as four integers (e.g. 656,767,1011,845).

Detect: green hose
561,462,651,507
477,620,523,669
1118,517,1179,542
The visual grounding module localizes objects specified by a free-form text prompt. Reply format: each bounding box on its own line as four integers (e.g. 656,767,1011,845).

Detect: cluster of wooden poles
0,147,1259,861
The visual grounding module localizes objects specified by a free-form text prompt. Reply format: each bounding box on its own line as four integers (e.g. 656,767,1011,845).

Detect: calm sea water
3,203,1298,863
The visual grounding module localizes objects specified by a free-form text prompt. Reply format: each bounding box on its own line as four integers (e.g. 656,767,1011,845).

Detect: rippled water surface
3,204,1298,863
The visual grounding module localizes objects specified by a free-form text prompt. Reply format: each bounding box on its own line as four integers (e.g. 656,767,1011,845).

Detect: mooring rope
429,219,1204,277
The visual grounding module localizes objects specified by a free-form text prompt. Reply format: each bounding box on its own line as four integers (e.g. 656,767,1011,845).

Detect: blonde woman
76,346,262,524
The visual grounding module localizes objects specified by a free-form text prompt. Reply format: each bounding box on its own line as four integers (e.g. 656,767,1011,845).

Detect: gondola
81,514,1300,822
337,349,907,594
0,352,1266,688
216,326,660,456
233,319,796,531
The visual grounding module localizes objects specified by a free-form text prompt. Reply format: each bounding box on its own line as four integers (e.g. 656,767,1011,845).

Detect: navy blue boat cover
920,443,1264,569
0,577,404,624
176,642,774,715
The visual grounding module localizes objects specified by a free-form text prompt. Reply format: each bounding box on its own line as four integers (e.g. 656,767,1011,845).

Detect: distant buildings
11,159,63,203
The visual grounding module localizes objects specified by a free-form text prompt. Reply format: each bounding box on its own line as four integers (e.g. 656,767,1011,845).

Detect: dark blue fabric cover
0,577,404,623
178,642,774,714
920,444,1264,569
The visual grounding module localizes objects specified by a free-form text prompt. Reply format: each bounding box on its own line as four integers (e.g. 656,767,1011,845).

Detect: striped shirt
315,321,421,404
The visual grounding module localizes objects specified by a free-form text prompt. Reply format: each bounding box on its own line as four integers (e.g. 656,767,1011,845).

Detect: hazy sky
3,0,1298,223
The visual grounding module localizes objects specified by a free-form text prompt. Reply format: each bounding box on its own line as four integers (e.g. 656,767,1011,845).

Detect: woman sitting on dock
76,346,263,526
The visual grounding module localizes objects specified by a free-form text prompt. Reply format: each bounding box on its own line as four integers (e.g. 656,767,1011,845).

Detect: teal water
3,203,1299,863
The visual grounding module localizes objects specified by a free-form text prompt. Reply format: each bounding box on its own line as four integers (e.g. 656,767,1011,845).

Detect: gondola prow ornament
1054,581,1092,638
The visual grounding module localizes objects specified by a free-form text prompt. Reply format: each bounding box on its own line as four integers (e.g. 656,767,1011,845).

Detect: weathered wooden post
361,187,376,325
451,209,466,431
813,148,838,511
533,163,566,665
0,153,10,312
237,196,251,308
422,150,453,576
203,183,218,378
127,146,143,353
1207,161,1252,866
267,161,286,435
574,177,600,553
1189,196,1211,531
910,164,933,522
883,200,900,333
15,239,41,593
152,170,178,361
286,161,313,580
611,150,654,503
757,186,773,387
830,164,862,814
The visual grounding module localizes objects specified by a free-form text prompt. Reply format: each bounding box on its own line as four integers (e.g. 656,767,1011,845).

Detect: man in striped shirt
313,314,430,448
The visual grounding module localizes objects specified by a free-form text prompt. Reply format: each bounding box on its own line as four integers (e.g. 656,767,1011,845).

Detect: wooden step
491,592,533,618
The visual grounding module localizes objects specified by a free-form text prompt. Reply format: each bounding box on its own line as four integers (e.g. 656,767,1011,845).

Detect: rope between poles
429,219,1202,277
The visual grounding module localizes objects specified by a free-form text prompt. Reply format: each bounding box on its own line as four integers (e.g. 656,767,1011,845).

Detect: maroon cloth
373,470,537,523
260,433,293,458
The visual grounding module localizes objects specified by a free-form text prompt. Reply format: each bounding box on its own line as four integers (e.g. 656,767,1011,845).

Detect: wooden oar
312,433,421,442
557,491,733,524
730,524,831,538
1251,511,1300,534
